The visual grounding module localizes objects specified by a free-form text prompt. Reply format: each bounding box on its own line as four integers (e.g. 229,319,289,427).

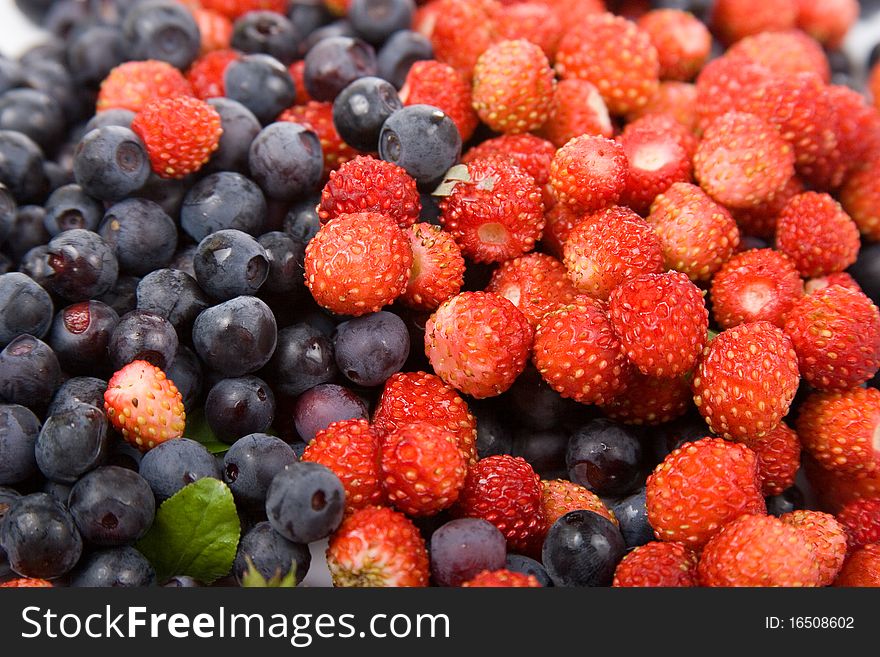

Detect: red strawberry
599,369,691,426
841,157,880,241
710,0,798,45
399,60,478,142
301,418,384,511
646,437,766,547
784,285,880,390
804,455,880,514
693,56,773,134
373,371,478,464
104,360,186,452
805,272,862,296
192,8,233,54
741,421,801,496
836,499,880,551
454,454,544,552
549,135,628,212
555,12,659,115
532,296,631,405
326,506,429,587
694,111,796,210
541,203,585,259
462,134,556,187
187,49,239,100
200,0,288,20
540,79,613,149
796,387,880,476
637,9,711,81
725,29,831,82
781,510,848,586
495,2,562,59
317,156,420,228
731,175,804,240
835,543,880,587
622,112,698,160
628,80,698,133
422,0,500,80
827,85,880,176
563,205,664,300
612,542,698,587
304,211,413,316
795,0,859,49
709,248,804,329
486,252,577,328
279,102,361,181
540,479,617,533
608,272,708,379
472,39,555,134
692,321,800,441
461,569,542,587
438,158,544,264
872,62,880,112
131,95,222,179
400,223,465,312
0,578,53,587
425,291,534,398
97,60,193,113
380,422,467,517
698,514,821,587
288,60,312,106
648,182,740,282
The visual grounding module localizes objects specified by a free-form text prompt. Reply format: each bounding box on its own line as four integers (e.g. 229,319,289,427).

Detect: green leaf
431,164,470,197
184,408,230,454
240,556,299,588
137,478,241,584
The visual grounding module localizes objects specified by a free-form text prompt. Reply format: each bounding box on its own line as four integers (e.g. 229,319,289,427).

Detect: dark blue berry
139,437,221,502
233,520,310,586
266,461,345,543
248,121,323,201
258,231,306,296
0,58,24,96
0,271,53,347
223,433,297,507
0,404,40,486
376,30,433,89
289,1,334,52
123,0,201,70
429,518,506,587
333,310,409,387
766,486,806,517
512,428,568,479
164,575,200,587
0,334,61,413
293,383,368,442
35,403,110,484
194,229,269,301
99,198,178,276
66,23,128,87
70,546,156,587
42,480,72,508
268,323,338,397
68,465,155,546
224,54,297,125
232,11,302,65
73,126,150,201
2,204,48,263
47,376,107,416
508,364,587,431
206,376,276,445
182,172,267,242
96,274,140,317
43,183,104,235
472,401,513,459
349,0,415,45
301,20,356,55
303,36,378,102
609,487,654,549
135,172,188,219
169,244,197,279
0,88,64,152
107,309,178,370
283,195,321,244
164,345,203,412
206,97,262,174
0,130,48,203
18,245,52,288
192,296,278,376
83,109,134,133
332,76,402,151
136,269,210,333
849,241,880,307
541,510,626,587
45,228,119,301
0,182,14,244
566,419,645,498
505,554,552,587
48,300,120,375
20,58,82,123
379,104,461,189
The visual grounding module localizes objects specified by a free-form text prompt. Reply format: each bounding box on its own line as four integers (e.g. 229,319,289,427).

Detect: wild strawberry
380,422,467,517
741,422,801,496
698,514,821,587
486,253,577,328
781,510,848,586
472,39,555,134
104,360,186,452
796,387,880,476
872,62,880,112
400,223,465,312
805,272,862,296
541,203,585,259
622,112,698,160
647,182,740,282
200,0,288,20
637,9,711,81
461,569,542,587
289,60,312,105
317,156,419,228
710,0,798,45
536,0,605,20
795,0,859,49
425,291,533,398
438,158,544,264
279,102,361,181
422,0,500,80
646,437,765,547
462,134,556,187
97,60,193,113
709,248,803,329
540,479,617,533
549,135,628,212
693,56,773,134
301,419,384,511
827,85,880,175
555,12,659,115
187,49,239,100
612,542,698,587
784,285,880,390
373,371,478,464
532,296,631,405
628,81,698,133
399,60,479,142
600,369,691,426
192,8,233,53
563,206,664,300
731,175,804,239
725,29,831,82
835,543,880,587
692,321,800,441
0,578,53,587
495,2,562,60
836,499,880,551
131,95,222,179
454,454,544,552
327,506,429,587
841,158,880,241
805,455,880,514
304,212,413,316
540,79,613,149
694,111,795,210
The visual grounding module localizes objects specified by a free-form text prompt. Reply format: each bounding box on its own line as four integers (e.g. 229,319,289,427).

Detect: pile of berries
2,0,880,589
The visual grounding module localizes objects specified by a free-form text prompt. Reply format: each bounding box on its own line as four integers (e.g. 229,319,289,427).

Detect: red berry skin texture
781,510,848,586
835,544,880,587
549,135,628,212
400,223,465,312
486,252,577,328
541,79,613,148
836,498,880,551
637,9,711,82
97,60,193,113
400,60,479,142
540,479,618,532
461,569,542,587
612,541,698,587
742,422,801,496
710,0,798,45
726,29,831,82
599,369,691,427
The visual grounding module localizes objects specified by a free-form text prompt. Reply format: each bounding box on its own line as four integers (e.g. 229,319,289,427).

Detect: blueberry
96,274,140,317
508,364,585,431
333,311,409,387
348,0,415,45
0,404,40,485
224,54,297,125
0,130,48,203
66,23,128,87
542,510,626,587
169,244,198,279
99,198,178,276
164,575,200,587
45,228,119,301
139,437,221,502
48,300,120,374
258,231,307,296
268,323,338,397
472,401,513,459
303,36,378,102
376,30,433,89
609,487,654,549
18,245,52,288
123,0,200,70
293,383,368,442
505,554,552,587
233,520,310,586
192,296,278,376
2,204,48,263
848,241,880,307
43,160,74,195
0,335,61,413
20,58,82,123
512,428,568,479
182,172,267,242
283,195,321,244
566,419,645,498
47,376,107,416
0,182,14,243
73,126,150,201
0,88,65,152
205,98,262,174
108,310,178,370
379,105,461,189
766,486,806,517
43,183,104,235
35,403,110,484
0,492,83,579
301,19,356,53
223,433,297,507
206,376,276,444
265,461,345,543
0,58,24,96
248,122,323,201
83,109,135,133
42,480,72,508
194,229,269,301
68,465,155,546
136,269,209,334
0,272,53,347
135,172,189,219
332,76,403,152
70,546,156,587
651,413,711,464
232,11,301,65
429,518,507,586
289,2,334,52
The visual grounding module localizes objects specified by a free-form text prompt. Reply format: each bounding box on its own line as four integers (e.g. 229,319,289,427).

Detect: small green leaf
707,329,720,342
185,408,230,454
431,164,470,197
240,556,299,588
137,478,241,584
